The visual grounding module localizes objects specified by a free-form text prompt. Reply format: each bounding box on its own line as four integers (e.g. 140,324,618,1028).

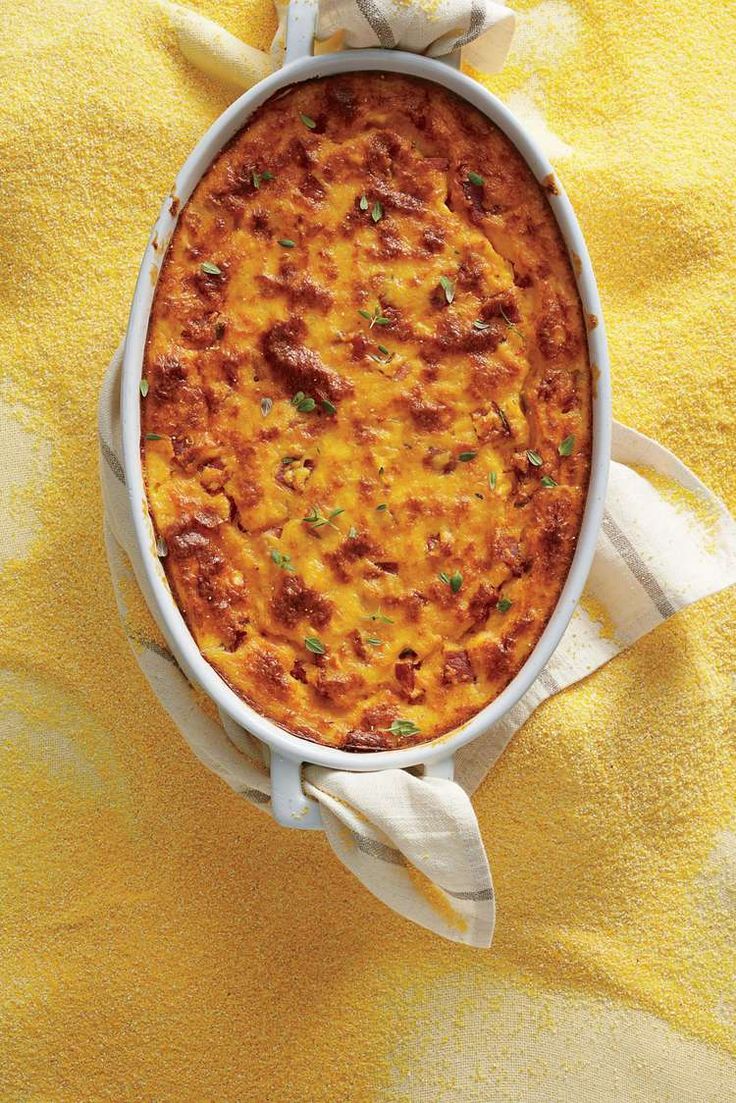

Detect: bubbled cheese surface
143,73,592,749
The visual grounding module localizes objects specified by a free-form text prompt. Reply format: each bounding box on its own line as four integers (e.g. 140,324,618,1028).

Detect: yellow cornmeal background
1,1,734,1100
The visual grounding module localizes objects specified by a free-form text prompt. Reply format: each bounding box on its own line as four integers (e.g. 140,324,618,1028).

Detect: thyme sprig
358,304,391,329
303,505,344,531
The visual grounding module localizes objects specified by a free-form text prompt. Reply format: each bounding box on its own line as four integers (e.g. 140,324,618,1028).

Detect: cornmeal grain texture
143,73,592,749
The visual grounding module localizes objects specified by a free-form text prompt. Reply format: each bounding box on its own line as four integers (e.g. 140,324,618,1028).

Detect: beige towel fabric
160,0,516,83
313,0,515,67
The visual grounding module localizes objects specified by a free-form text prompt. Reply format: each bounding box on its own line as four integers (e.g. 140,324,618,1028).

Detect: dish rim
120,49,612,771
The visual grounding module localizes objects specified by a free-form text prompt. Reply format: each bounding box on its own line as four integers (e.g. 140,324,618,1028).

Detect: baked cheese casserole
142,73,592,751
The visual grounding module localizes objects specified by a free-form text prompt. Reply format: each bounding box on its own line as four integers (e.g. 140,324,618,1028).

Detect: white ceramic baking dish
121,1,611,829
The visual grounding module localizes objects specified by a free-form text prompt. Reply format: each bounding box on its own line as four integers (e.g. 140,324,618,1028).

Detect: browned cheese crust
142,74,592,751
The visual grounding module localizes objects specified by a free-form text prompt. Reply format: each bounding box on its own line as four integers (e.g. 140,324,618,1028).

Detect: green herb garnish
200,261,222,276
559,435,575,457
260,396,273,417
358,304,390,329
304,636,326,655
281,455,299,465
371,201,383,223
139,379,149,397
271,549,296,572
473,319,491,331
388,718,421,738
500,307,524,340
145,433,163,441
365,636,381,647
458,450,477,462
359,194,369,211
278,238,296,249
526,449,543,467
303,505,344,530
321,399,337,415
497,597,512,613
540,475,558,487
300,113,317,129
439,275,455,304
496,405,510,433
376,503,387,511
439,570,462,593
291,391,316,413
488,471,497,490
252,170,274,189
467,171,484,186
364,611,394,624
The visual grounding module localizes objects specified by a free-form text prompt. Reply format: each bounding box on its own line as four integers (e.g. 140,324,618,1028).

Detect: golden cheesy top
142,73,592,751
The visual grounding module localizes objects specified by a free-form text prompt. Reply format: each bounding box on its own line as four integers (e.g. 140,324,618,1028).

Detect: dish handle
284,0,319,66
269,748,456,830
283,0,461,69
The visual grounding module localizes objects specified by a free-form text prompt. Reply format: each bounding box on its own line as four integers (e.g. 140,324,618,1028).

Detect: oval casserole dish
120,36,613,820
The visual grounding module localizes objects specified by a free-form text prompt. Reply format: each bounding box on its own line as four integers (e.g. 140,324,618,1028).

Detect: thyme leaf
439,275,455,304
389,718,421,738
439,570,462,593
271,549,296,572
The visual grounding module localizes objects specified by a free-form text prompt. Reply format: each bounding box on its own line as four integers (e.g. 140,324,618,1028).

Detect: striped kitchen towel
160,0,515,88
99,348,736,948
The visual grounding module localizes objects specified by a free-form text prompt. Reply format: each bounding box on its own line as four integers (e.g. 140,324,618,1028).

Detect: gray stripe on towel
449,0,486,51
240,787,271,806
355,0,396,48
351,831,406,866
538,668,562,696
99,435,126,484
601,510,678,618
127,631,176,664
446,885,495,902
351,831,493,902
